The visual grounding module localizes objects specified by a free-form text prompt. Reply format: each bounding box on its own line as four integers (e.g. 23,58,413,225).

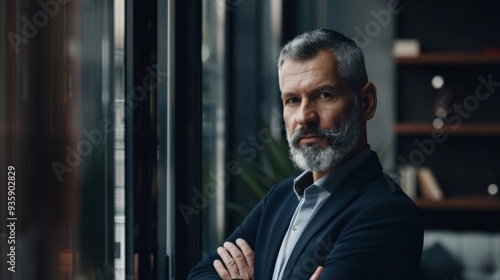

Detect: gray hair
277,29,368,97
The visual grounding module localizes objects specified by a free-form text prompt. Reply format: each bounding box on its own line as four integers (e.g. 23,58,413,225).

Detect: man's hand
213,238,254,280
309,266,324,280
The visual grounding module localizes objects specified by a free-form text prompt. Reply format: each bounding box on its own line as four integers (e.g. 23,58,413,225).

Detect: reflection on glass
202,1,227,253
114,0,125,279
0,1,121,279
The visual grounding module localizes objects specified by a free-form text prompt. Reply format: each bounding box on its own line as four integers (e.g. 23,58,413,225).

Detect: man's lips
298,134,324,144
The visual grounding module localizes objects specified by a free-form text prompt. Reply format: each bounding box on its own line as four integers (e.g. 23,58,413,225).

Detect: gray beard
287,107,361,172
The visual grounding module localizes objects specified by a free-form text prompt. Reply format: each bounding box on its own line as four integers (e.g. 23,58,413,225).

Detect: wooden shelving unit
414,197,500,211
395,53,500,65
395,123,500,136
415,198,500,231
394,0,500,231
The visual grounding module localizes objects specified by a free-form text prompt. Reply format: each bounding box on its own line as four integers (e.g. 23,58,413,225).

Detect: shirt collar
292,145,372,199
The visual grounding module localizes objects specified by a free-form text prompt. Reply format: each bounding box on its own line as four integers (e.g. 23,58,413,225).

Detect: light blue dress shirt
272,146,372,279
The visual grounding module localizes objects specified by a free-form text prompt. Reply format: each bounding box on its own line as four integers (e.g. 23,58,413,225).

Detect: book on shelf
417,167,444,201
399,164,417,199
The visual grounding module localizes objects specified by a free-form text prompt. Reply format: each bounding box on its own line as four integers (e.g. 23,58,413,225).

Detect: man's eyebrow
281,92,296,100
280,85,341,99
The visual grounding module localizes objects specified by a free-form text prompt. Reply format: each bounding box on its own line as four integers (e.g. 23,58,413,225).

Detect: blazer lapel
282,183,359,278
282,152,383,278
260,190,299,279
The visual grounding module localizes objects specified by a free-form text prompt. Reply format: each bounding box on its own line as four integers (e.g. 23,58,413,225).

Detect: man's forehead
280,69,332,88
279,51,340,91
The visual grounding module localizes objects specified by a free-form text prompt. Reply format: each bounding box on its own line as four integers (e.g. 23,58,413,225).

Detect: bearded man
188,29,423,280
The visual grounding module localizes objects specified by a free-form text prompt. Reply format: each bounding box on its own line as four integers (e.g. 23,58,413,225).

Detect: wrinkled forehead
279,51,342,92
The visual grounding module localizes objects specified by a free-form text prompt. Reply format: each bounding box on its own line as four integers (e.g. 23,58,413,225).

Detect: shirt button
295,186,301,192
292,225,297,230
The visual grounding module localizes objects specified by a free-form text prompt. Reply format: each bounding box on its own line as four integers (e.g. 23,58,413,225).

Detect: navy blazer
188,152,423,279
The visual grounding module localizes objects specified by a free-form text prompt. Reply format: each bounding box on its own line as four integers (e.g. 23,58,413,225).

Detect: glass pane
0,1,120,279
114,0,126,279
201,0,227,254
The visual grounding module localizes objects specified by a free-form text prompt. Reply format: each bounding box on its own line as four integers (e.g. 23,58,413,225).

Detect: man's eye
286,97,299,104
318,92,332,99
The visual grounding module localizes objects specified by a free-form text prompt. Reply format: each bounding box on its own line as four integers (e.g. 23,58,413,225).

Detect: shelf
395,53,500,65
395,123,500,136
414,197,500,211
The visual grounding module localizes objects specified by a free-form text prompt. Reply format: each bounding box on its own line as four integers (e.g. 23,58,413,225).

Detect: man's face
279,50,361,171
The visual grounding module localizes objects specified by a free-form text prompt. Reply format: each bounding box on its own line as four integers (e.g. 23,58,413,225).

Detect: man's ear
359,82,377,121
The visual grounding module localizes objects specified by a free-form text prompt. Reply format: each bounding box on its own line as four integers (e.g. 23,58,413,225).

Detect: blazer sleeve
187,182,277,279
318,199,423,280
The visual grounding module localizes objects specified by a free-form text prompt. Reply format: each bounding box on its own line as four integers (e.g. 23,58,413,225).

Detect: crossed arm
210,203,422,280
213,238,323,280
188,177,422,279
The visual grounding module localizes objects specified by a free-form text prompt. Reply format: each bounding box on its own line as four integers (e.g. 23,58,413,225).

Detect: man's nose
296,100,318,126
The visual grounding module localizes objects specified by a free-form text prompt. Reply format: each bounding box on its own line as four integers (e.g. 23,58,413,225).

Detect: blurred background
1,0,500,279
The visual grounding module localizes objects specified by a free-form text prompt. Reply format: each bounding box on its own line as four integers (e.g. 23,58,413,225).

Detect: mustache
291,125,343,147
